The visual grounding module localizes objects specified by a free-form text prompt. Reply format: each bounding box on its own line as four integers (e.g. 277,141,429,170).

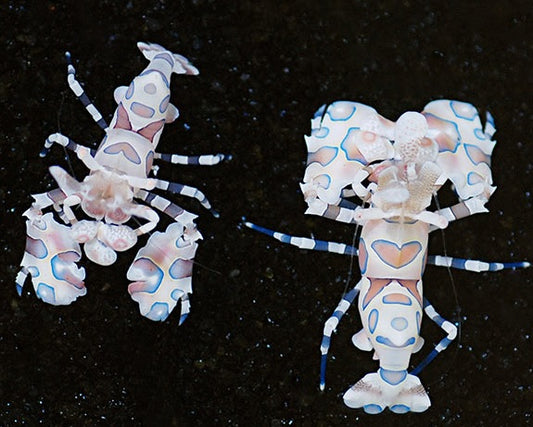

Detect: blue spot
423,113,461,152
50,253,80,283
390,404,410,414
311,126,329,138
363,404,383,414
473,128,486,140
169,258,192,280
379,368,407,385
382,294,412,306
368,309,379,334
146,302,170,321
314,174,331,189
376,336,416,348
28,266,40,277
416,311,421,334
170,288,183,301
450,100,477,121
36,283,56,304
327,101,357,121
340,128,367,164
391,317,409,331
467,171,484,185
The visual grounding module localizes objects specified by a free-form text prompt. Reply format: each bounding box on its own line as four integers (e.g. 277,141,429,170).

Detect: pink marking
159,95,170,113
371,240,422,269
382,293,411,304
131,102,155,119
397,279,422,305
58,251,81,262
144,83,157,94
363,278,392,309
307,146,337,167
145,152,154,176
341,130,366,163
464,144,491,166
26,236,48,259
362,131,376,142
138,120,165,142
114,104,132,130
169,259,193,280
358,239,368,274
107,208,129,224
103,142,141,164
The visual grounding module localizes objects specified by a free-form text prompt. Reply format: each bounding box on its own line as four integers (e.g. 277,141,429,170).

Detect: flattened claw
18,212,86,305
127,222,199,322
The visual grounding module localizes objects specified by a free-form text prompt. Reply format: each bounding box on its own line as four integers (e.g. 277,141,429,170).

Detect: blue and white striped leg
320,283,361,390
154,152,226,166
427,255,530,272
41,132,96,158
66,51,108,130
243,222,358,256
410,297,457,376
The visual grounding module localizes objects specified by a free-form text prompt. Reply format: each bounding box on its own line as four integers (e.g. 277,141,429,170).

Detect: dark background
1,1,532,425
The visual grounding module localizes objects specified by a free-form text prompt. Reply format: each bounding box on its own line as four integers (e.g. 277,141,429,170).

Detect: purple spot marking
154,52,174,67
171,289,184,301
131,102,155,119
145,151,154,176
126,82,135,99
144,83,157,95
104,142,142,164
159,95,170,113
26,236,48,259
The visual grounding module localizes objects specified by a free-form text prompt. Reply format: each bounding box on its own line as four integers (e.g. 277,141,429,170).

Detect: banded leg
320,284,361,390
430,196,489,231
136,190,198,230
123,174,218,217
305,197,357,224
410,297,457,375
152,178,219,217
41,132,96,159
66,51,108,130
154,152,226,166
243,221,358,256
427,255,530,271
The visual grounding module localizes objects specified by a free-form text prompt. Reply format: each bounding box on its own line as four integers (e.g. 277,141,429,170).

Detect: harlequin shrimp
245,100,529,413
16,42,226,323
